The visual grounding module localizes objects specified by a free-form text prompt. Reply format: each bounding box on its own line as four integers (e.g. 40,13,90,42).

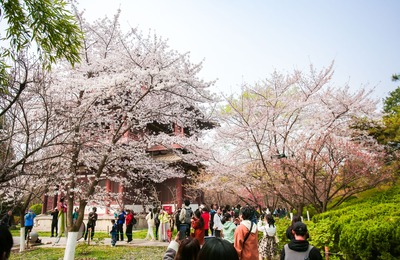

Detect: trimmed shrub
312,185,400,260
29,204,42,215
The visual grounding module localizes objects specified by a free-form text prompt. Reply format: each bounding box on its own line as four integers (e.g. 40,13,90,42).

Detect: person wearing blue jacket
117,209,126,241
24,210,36,239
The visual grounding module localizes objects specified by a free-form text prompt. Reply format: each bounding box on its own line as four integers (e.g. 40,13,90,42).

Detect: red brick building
41,120,211,215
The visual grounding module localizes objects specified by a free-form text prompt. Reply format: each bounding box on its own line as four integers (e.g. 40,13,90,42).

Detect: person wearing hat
280,222,322,260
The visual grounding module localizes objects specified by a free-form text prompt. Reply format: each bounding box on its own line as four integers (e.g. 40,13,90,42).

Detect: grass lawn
10,245,166,260
10,228,155,239
10,228,173,259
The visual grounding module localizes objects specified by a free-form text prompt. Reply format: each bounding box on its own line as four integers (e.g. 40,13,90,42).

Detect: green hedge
311,185,400,260
30,204,42,215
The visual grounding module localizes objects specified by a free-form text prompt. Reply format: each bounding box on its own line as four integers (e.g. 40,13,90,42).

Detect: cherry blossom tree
0,55,68,251
206,64,389,215
40,10,215,259
0,55,66,184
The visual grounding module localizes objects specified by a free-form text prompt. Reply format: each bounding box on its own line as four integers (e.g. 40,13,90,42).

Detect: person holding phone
163,232,200,260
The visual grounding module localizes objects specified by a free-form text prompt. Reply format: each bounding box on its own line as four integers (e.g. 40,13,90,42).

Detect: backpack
283,244,313,260
132,216,137,225
184,207,193,224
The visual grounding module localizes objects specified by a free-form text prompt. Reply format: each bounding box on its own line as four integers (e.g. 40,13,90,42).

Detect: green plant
275,218,291,251
312,185,400,259
303,205,317,219
75,243,93,256
92,237,105,246
29,204,42,215
10,245,166,260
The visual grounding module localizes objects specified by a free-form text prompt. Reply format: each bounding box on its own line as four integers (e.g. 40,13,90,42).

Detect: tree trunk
19,227,25,252
296,205,304,217
63,232,78,260
19,210,26,252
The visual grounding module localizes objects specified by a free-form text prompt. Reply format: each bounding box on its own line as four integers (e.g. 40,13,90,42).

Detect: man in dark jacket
280,222,322,260
50,208,59,237
0,210,13,228
84,207,98,241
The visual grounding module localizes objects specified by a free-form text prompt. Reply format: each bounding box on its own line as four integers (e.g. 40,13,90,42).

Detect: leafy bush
312,185,400,259
274,217,291,253
29,204,42,215
303,205,318,219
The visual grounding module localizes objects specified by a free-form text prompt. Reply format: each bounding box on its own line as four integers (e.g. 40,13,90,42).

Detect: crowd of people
159,202,323,260
0,201,323,260
109,208,137,246
98,201,323,259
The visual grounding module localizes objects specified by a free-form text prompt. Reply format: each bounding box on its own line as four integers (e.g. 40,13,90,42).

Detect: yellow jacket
158,212,169,223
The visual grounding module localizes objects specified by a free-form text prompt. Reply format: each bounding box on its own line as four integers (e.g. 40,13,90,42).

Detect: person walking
154,208,160,240
179,199,193,239
24,210,36,240
145,208,155,241
55,198,67,243
258,214,277,260
280,222,322,260
84,207,98,241
110,219,118,247
285,215,307,241
50,208,59,237
234,206,259,260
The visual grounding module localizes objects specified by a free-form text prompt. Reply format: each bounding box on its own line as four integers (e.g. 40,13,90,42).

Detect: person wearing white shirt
258,214,277,260
213,207,223,237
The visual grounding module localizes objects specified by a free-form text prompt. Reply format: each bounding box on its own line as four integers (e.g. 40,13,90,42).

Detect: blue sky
77,0,400,106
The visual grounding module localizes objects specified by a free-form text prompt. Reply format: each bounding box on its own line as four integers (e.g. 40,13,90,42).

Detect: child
110,219,117,247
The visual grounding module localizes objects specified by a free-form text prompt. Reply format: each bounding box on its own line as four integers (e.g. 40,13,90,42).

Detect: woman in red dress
191,209,205,246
